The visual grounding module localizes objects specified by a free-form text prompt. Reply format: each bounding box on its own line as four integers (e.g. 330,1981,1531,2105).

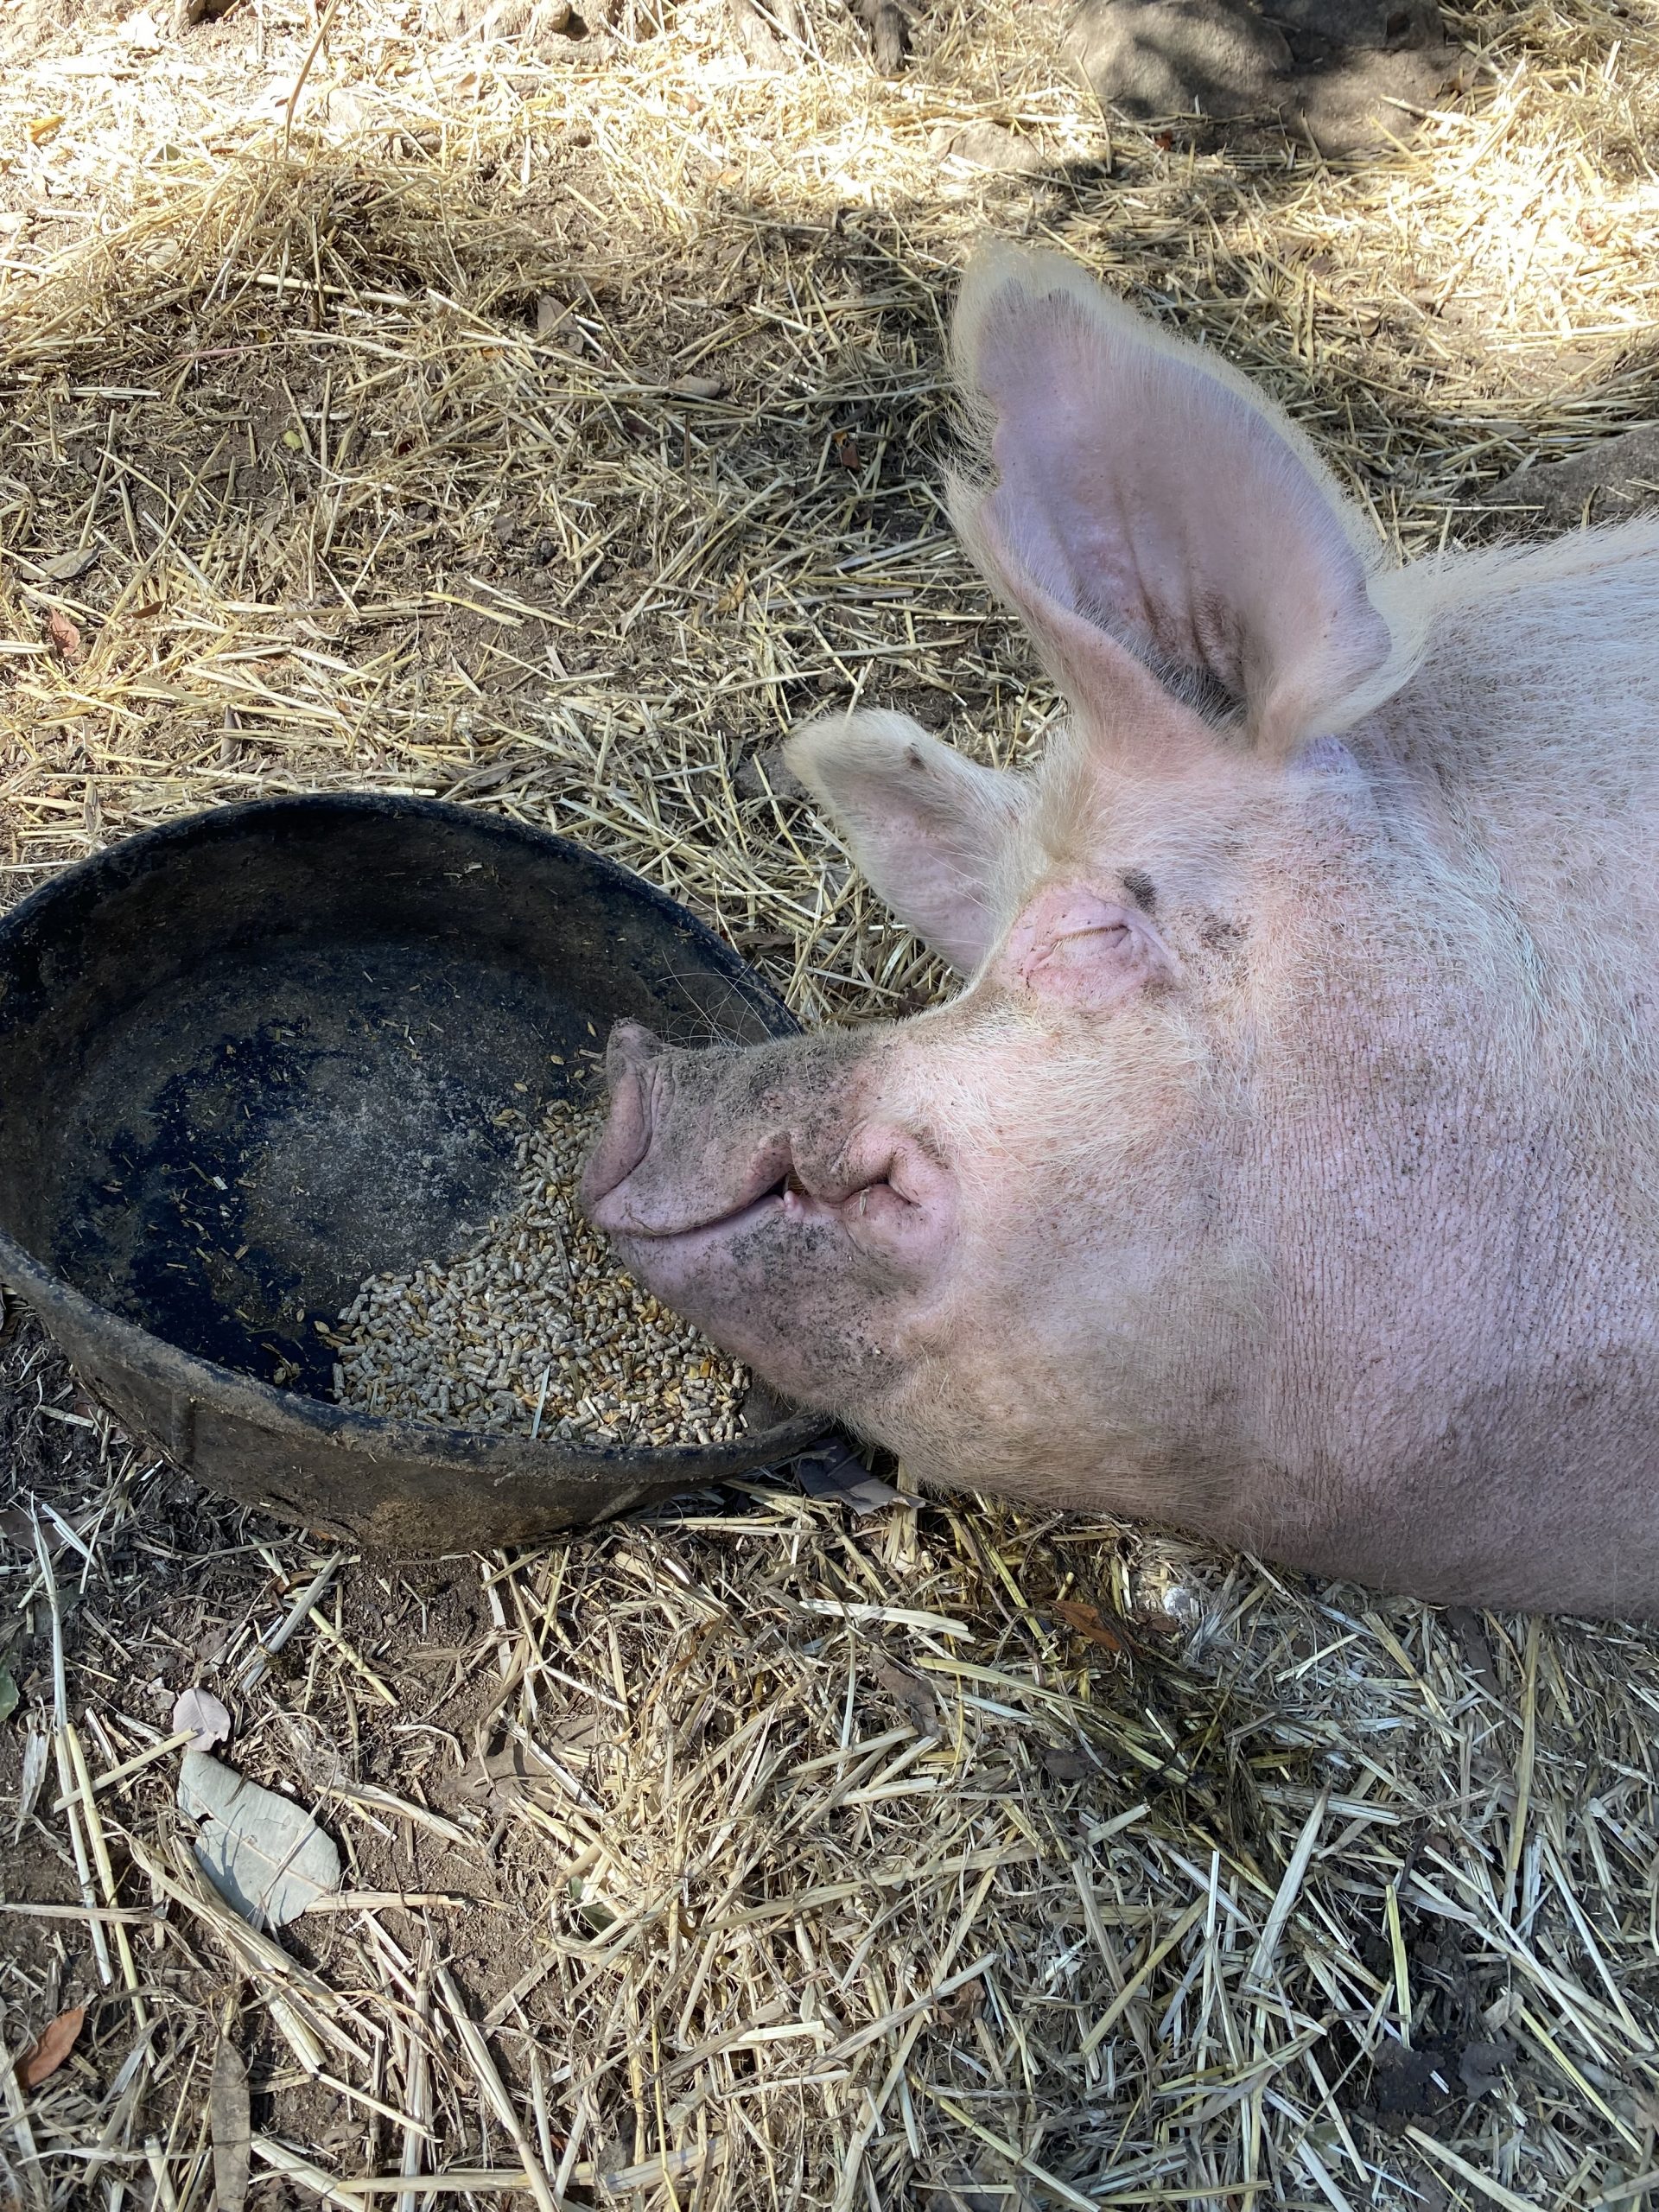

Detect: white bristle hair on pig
582,243,1659,1619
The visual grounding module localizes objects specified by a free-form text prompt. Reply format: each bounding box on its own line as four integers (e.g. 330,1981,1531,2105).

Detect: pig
582,244,1659,1619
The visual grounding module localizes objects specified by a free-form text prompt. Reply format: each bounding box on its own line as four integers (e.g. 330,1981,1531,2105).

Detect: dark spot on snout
1198,914,1248,955
905,746,926,772
1122,868,1157,914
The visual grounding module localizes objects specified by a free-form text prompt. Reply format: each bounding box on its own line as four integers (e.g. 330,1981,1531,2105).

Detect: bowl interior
0,798,792,1406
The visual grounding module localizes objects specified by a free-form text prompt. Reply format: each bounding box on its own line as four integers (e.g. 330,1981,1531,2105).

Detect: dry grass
4,0,1659,2202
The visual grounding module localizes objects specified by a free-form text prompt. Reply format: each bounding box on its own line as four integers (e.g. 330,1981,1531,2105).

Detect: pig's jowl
583,245,1659,1618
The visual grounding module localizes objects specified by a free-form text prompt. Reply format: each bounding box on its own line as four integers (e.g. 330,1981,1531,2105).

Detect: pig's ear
784,709,1026,975
952,247,1422,761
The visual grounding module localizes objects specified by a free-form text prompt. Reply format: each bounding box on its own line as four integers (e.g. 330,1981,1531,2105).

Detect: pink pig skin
582,246,1659,1619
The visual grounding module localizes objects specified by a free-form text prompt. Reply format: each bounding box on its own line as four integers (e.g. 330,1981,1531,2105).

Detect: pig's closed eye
998,885,1178,1011
1054,923,1131,951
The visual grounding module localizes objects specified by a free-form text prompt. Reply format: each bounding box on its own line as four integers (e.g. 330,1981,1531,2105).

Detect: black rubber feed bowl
0,796,825,1549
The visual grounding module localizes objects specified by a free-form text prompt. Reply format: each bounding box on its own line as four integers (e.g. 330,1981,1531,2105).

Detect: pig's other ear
784,709,1027,975
951,246,1424,762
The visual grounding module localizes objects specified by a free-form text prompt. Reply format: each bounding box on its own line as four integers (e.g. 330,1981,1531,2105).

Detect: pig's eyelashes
1054,923,1131,952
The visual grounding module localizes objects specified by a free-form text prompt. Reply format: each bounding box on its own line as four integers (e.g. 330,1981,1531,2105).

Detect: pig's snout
580,1021,957,1300
579,1020,663,1222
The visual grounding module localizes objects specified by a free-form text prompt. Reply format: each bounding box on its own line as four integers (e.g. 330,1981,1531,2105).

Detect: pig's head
582,247,1423,1510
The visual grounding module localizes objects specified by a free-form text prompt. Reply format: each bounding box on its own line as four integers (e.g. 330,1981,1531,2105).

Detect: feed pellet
320,1096,748,1447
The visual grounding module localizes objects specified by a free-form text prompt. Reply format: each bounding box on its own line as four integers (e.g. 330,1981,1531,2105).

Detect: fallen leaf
672,374,728,401
937,1978,984,2030
835,432,861,469
16,1718,49,1827
29,114,66,144
794,1439,899,1513
130,601,164,619
173,1686,232,1751
0,1665,16,1726
587,2145,713,2194
18,2005,85,2089
461,1737,590,1810
868,1656,940,1738
1052,1599,1128,1653
1128,1607,1188,1636
210,2035,251,2212
33,547,99,583
47,609,81,660
177,1751,340,1929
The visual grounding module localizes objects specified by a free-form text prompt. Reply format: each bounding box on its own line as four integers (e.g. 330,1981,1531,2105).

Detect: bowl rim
0,792,830,1481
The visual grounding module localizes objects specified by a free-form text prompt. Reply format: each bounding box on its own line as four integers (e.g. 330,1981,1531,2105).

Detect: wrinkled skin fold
582,245,1659,1620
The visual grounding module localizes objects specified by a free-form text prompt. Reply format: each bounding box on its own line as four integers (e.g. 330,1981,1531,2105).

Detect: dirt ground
4,0,1659,2203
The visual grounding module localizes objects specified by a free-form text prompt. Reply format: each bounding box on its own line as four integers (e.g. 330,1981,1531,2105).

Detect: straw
4,0,1659,2200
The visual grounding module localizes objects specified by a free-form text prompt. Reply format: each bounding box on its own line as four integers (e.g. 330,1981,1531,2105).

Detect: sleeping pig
582,245,1659,1618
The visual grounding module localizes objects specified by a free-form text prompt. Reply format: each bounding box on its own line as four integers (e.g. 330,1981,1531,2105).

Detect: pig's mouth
586,1146,906,1251
576,1020,954,1299
579,1048,931,1259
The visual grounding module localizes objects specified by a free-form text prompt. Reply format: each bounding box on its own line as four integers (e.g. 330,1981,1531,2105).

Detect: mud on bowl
0,796,825,1550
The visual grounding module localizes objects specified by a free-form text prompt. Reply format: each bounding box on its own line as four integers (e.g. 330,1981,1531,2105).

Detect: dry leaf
178,1751,341,1929
868,1656,941,1738
174,1686,232,1751
33,547,99,583
462,1740,562,1809
463,1723,603,1809
586,2145,714,2193
795,1439,898,1512
16,1717,49,1829
47,609,82,660
18,2005,86,2089
28,114,66,143
1052,1599,1128,1653
1128,1606,1188,1636
0,1507,79,1555
672,374,728,401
